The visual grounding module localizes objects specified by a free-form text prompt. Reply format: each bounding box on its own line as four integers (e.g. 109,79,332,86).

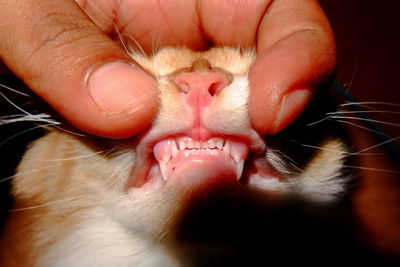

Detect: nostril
176,80,190,94
208,82,222,96
174,72,230,96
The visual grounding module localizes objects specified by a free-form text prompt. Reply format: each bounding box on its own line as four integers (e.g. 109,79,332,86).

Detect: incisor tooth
216,138,223,149
236,159,245,180
207,138,216,149
186,137,193,149
194,140,201,149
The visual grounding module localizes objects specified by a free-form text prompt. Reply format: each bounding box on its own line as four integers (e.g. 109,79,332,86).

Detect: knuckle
28,11,99,61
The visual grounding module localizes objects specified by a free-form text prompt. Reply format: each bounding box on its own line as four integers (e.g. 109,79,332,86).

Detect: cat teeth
158,160,168,182
172,141,179,157
154,137,249,180
223,140,231,156
175,137,226,150
235,159,245,180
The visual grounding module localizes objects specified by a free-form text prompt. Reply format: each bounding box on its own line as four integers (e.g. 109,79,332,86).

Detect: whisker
0,124,48,147
0,113,59,125
124,35,147,56
290,140,378,156
330,115,400,127
0,83,31,97
39,150,105,162
0,90,86,137
307,107,345,126
0,166,53,184
114,22,131,55
273,151,313,178
327,110,400,115
152,34,161,55
340,101,400,109
357,136,400,153
343,165,400,175
0,91,59,125
4,197,79,212
328,119,389,136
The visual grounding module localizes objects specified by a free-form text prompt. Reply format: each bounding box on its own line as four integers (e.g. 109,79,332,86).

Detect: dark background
0,0,399,263
321,0,400,137
322,0,400,259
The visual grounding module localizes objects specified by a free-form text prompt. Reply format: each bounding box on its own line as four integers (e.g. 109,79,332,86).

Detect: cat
0,47,389,266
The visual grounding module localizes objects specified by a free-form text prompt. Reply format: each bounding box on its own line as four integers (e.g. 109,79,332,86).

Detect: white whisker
40,150,105,162
0,166,53,183
0,90,86,137
125,35,147,56
291,141,377,156
307,107,345,126
343,165,400,175
330,115,400,127
357,136,400,153
340,101,400,108
114,22,131,56
0,124,48,147
329,119,388,136
4,197,79,212
0,83,31,97
0,113,59,125
327,110,400,115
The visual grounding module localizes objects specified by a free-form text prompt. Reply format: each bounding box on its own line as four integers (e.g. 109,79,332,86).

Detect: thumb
0,0,158,138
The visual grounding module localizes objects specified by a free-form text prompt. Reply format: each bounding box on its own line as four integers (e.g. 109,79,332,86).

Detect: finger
0,0,158,138
249,0,336,134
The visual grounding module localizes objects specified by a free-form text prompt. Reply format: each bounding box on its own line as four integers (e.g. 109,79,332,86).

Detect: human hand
0,0,335,138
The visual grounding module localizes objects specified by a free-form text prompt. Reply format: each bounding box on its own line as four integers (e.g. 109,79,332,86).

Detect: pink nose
175,72,230,97
174,71,231,127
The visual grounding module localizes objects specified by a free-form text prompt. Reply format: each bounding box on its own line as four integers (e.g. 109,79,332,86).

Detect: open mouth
153,137,249,182
128,131,282,196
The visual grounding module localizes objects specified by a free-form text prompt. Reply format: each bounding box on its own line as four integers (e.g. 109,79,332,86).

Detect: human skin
0,0,336,138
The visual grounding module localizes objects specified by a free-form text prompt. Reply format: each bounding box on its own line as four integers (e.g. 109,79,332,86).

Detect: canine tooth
231,150,241,163
159,160,168,181
223,140,231,156
236,159,245,180
163,140,173,161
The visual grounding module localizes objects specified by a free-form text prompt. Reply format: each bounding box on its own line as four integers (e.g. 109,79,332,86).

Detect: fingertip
271,89,313,134
88,62,157,115
249,88,312,135
60,62,159,139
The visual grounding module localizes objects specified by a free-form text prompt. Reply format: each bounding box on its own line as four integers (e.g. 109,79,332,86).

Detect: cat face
7,47,349,266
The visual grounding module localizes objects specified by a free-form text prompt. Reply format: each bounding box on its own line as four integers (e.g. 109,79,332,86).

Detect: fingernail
272,89,312,134
88,62,155,114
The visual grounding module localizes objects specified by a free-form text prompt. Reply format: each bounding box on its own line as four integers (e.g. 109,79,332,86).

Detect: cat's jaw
126,125,284,198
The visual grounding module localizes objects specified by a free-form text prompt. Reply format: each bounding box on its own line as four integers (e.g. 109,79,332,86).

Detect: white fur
39,212,178,267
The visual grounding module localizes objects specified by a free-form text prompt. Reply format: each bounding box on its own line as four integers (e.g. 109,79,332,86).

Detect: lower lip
164,152,237,187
